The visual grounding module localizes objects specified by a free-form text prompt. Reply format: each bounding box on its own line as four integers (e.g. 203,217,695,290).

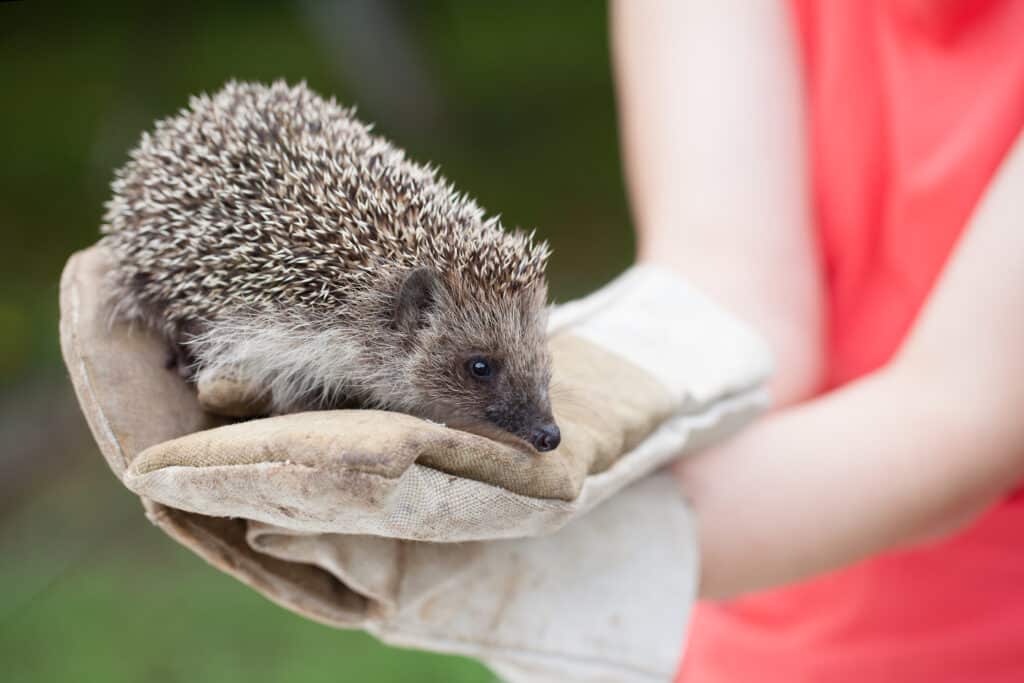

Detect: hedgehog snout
514,409,561,453
529,422,561,452
484,401,560,453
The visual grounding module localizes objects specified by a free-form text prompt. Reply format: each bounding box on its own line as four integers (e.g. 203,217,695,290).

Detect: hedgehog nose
531,423,561,452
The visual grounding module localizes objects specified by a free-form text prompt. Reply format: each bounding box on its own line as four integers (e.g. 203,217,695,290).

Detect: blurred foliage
0,456,492,682
1,1,634,680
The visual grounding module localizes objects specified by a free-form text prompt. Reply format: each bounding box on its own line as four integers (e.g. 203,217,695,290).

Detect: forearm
681,128,1024,599
677,360,1024,599
612,0,824,406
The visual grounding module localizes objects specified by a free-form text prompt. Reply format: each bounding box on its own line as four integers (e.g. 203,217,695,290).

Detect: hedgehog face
392,268,559,452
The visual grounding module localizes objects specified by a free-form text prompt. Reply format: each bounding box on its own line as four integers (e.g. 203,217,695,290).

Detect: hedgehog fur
101,80,560,450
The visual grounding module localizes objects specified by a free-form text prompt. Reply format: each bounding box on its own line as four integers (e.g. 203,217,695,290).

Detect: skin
613,0,1024,598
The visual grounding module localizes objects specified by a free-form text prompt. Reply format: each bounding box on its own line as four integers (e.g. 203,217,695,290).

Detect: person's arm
614,0,1024,598
612,0,824,407
678,131,1024,598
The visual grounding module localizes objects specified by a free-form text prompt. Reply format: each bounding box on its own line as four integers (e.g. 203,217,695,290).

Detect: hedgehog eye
466,357,493,380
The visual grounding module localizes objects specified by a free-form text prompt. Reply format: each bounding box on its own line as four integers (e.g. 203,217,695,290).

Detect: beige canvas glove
60,245,771,682
245,473,698,683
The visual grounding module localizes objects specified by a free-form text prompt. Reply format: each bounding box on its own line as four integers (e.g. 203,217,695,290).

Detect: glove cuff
551,263,774,407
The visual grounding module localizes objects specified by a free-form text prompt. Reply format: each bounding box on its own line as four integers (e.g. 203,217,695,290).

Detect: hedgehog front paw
195,365,272,418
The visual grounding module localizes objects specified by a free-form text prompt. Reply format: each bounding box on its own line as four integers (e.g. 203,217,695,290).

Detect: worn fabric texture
60,245,771,682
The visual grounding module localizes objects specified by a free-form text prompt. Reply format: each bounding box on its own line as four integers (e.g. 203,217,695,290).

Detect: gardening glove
61,245,771,681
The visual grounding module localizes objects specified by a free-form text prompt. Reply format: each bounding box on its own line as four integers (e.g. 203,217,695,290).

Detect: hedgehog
100,80,561,452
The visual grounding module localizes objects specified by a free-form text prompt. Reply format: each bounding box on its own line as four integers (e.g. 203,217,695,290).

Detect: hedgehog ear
392,267,439,334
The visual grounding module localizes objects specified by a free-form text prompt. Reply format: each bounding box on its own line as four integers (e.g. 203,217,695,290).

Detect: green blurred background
1,1,634,681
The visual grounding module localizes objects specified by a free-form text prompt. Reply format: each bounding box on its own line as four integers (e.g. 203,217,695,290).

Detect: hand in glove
61,245,770,682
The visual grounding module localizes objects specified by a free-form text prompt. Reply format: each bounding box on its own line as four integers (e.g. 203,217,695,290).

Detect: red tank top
678,2,1024,681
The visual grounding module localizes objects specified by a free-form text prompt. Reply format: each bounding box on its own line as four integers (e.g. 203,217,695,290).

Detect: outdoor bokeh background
1,2,634,681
